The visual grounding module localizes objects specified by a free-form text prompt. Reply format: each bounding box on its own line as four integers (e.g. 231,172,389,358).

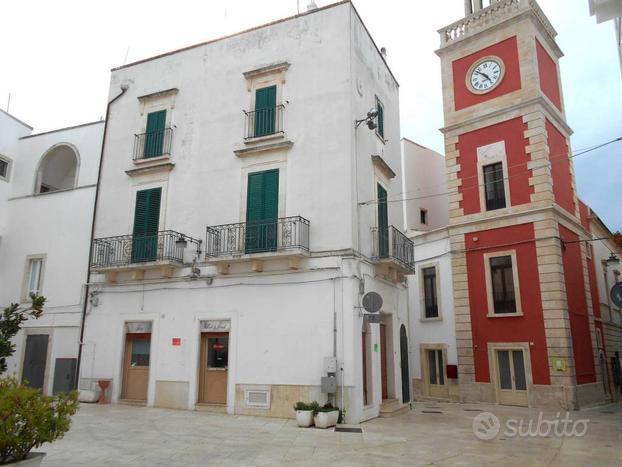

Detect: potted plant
294,401,318,427
313,402,340,429
0,377,79,465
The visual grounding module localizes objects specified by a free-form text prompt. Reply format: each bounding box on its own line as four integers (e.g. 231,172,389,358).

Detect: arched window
35,144,79,193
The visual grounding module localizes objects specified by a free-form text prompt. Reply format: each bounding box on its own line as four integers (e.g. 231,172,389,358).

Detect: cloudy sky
2,0,621,229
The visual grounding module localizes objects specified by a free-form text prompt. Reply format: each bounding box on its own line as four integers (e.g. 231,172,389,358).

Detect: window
420,209,428,225
132,188,162,262
143,110,167,158
375,97,385,140
483,162,506,210
377,183,388,258
36,144,78,193
426,349,444,385
0,156,10,181
253,85,277,137
24,257,44,298
490,255,517,314
246,170,279,253
422,267,439,318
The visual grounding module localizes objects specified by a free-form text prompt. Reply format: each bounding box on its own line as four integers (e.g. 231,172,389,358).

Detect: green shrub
293,400,320,412
315,402,339,413
0,377,79,464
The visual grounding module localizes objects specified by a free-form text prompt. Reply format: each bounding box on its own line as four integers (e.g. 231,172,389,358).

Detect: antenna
297,0,300,14
6,93,10,113
123,46,130,65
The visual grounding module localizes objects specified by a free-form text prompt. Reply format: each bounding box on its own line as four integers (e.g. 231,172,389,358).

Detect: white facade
80,2,413,424
400,138,448,233
0,117,104,396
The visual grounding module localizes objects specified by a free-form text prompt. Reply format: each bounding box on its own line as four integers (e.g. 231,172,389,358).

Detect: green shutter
132,188,161,262
245,170,279,253
377,101,384,139
254,86,277,137
377,183,388,258
144,110,166,158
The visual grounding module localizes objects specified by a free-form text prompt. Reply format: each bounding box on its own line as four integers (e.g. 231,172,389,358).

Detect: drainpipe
74,84,129,389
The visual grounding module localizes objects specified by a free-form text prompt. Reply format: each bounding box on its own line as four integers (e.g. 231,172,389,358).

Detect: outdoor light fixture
176,235,188,249
355,107,379,130
606,252,620,265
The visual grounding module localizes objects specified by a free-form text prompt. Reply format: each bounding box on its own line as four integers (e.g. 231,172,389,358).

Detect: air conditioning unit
244,387,271,409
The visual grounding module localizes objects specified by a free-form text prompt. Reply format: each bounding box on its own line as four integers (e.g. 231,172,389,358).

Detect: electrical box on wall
321,376,337,394
323,356,337,374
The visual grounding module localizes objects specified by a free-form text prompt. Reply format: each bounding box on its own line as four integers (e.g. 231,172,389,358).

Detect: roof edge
0,108,33,130
19,120,105,140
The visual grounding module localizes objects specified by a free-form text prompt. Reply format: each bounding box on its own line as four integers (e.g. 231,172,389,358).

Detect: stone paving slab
40,401,622,466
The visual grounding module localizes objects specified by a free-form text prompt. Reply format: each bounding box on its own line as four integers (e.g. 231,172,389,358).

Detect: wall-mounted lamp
176,233,202,256
176,235,188,250
355,107,378,130
606,252,620,265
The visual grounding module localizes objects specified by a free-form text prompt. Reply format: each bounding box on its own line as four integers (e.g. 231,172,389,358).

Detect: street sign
362,292,383,313
611,283,622,308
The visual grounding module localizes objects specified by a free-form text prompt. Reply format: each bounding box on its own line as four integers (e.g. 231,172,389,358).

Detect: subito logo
472,412,501,440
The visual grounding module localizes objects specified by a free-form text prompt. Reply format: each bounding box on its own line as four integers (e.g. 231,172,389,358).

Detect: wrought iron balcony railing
206,216,309,258
243,105,285,139
133,128,173,160
371,225,415,271
91,230,189,269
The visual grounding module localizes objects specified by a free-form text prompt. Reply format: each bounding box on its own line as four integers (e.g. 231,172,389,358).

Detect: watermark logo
472,412,501,440
472,411,590,440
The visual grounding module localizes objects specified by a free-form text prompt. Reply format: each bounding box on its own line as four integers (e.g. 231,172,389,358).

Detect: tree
0,295,46,375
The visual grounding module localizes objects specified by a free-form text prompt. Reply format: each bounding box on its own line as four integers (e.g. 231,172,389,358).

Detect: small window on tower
420,209,428,225
483,162,506,211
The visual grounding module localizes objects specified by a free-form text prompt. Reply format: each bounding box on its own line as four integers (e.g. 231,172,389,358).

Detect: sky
2,0,621,229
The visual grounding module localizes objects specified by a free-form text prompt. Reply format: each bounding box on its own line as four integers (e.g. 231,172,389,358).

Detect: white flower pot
313,410,339,429
296,410,314,427
8,453,46,466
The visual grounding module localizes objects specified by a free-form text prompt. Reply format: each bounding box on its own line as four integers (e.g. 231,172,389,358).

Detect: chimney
307,1,318,11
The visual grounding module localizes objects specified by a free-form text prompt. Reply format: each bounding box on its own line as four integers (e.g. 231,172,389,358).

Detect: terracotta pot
614,235,622,246
97,380,110,404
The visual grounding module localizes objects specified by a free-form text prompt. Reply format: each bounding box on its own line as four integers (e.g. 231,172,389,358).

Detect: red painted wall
465,223,550,385
457,118,532,215
547,120,576,215
453,36,522,111
536,39,562,111
578,200,590,232
559,225,596,384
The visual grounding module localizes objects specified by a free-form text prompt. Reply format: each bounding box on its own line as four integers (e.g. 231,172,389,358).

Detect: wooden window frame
375,95,385,143
484,250,523,317
476,140,511,213
0,155,12,182
419,262,441,321
21,254,46,302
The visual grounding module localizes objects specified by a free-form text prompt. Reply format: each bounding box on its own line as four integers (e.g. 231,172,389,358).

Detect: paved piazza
42,402,622,466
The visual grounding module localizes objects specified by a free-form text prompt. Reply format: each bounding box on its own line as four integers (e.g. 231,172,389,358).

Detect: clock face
467,57,504,94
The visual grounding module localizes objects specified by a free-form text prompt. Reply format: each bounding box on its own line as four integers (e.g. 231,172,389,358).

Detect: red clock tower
437,0,606,408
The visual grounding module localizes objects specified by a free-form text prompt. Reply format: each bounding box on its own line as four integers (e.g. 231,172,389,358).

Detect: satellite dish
362,292,383,313
611,283,622,308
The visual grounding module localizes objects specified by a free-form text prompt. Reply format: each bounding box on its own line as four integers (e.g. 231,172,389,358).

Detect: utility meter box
323,356,337,374
321,376,337,394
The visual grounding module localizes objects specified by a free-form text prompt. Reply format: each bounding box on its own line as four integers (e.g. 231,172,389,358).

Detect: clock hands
475,69,492,83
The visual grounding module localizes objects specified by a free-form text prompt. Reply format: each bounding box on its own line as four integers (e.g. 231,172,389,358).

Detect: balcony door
144,110,166,158
245,170,278,254
254,85,276,137
377,183,388,258
132,188,161,263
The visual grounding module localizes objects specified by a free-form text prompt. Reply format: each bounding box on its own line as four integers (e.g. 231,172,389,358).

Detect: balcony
133,128,173,161
205,216,310,273
371,225,415,278
90,230,197,281
243,105,285,140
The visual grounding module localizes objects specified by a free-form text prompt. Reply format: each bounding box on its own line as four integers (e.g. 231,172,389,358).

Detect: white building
79,2,414,423
400,138,448,233
589,0,622,72
0,111,104,396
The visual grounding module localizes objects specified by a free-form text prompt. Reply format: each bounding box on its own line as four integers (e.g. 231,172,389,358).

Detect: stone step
118,399,147,407
195,403,228,414
379,399,409,418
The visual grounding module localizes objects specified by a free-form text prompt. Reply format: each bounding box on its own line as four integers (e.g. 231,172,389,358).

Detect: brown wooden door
199,333,229,404
380,324,388,400
122,333,150,401
496,349,528,407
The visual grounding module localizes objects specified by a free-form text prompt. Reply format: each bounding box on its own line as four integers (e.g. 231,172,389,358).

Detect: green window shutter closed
377,102,384,139
132,188,162,262
254,86,277,137
245,169,279,252
377,183,388,258
144,110,166,158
